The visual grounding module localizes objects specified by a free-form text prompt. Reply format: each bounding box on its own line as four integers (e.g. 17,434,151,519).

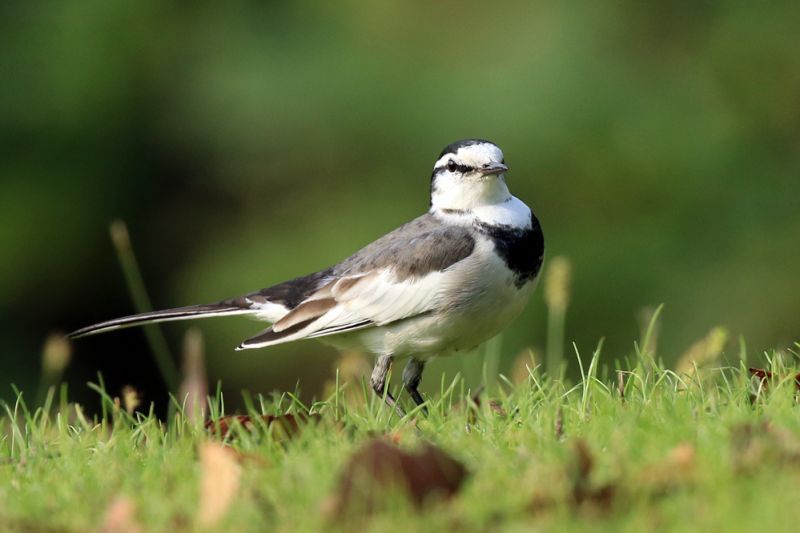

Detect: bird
69,139,545,416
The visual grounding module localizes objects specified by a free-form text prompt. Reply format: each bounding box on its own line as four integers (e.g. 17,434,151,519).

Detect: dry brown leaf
554,407,564,441
464,387,507,429
569,440,616,512
731,422,800,474
205,413,322,440
528,440,614,515
329,439,467,518
749,367,800,393
198,442,242,528
531,441,697,516
100,496,142,533
527,491,558,514
617,371,627,402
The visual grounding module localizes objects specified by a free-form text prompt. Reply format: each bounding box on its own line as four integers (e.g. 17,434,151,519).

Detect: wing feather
236,268,456,349
236,217,478,350
271,297,337,332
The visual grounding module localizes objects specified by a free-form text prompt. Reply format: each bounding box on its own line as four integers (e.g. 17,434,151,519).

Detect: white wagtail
70,139,544,415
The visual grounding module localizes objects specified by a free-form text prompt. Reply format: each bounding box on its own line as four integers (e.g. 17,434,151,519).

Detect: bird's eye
447,160,458,172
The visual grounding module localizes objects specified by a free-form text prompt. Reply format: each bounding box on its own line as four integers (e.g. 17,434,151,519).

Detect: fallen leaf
569,440,616,511
329,439,467,517
527,491,557,514
100,496,142,533
617,371,627,402
205,413,321,439
554,407,564,441
488,400,507,417
574,483,616,512
571,440,593,483
731,422,800,474
198,442,242,528
748,368,800,391
530,441,696,516
464,387,507,428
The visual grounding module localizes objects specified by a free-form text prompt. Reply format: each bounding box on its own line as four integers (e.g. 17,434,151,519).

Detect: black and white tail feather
67,271,384,351
67,303,255,339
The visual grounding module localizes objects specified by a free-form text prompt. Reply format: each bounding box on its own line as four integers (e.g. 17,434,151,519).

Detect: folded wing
236,219,476,350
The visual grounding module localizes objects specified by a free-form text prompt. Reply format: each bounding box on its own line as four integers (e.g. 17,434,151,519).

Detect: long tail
67,303,255,339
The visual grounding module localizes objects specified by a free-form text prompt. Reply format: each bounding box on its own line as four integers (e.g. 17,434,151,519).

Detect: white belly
322,238,537,359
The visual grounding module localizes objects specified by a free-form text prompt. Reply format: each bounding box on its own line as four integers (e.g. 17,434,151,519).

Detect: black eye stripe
435,162,474,174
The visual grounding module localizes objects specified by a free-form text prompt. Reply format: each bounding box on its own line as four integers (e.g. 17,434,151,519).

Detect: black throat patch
476,214,544,287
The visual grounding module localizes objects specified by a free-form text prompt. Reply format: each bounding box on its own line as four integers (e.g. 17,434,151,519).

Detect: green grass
3,342,800,532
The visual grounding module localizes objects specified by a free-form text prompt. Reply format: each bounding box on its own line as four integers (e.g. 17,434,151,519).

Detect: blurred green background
2,1,799,410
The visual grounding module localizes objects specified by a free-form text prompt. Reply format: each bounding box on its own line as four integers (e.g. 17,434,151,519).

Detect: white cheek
430,171,516,213
432,173,488,206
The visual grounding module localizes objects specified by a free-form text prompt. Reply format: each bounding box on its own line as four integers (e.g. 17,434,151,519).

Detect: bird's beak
480,162,508,176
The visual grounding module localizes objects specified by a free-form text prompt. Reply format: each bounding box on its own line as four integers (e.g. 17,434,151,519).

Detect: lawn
3,336,800,532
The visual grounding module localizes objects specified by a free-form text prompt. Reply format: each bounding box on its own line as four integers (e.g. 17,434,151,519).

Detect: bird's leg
402,358,428,415
371,353,406,418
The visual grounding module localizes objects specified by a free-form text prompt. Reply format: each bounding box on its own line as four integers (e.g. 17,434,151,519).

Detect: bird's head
429,139,511,213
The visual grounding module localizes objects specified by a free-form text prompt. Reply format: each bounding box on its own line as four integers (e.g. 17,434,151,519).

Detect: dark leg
402,358,428,415
370,353,405,417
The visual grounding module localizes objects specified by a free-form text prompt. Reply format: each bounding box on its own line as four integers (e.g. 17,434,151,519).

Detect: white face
430,141,511,211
